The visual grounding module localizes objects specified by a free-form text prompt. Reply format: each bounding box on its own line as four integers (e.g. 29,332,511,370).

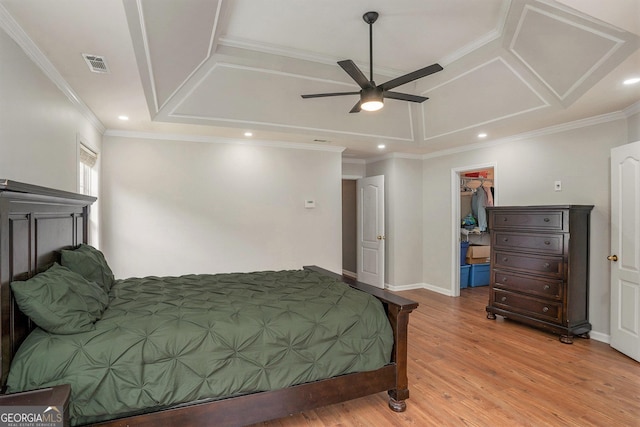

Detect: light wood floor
253,286,640,426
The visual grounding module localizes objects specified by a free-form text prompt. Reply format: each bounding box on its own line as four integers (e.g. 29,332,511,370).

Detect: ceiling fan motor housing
363,11,379,24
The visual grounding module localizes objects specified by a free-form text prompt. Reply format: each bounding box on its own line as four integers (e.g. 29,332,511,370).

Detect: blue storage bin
460,265,470,289
469,263,490,287
460,241,469,266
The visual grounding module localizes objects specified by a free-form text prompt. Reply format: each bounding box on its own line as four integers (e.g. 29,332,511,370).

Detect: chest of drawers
485,205,593,343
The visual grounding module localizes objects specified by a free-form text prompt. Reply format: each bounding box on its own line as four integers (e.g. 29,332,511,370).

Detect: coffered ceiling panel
422,57,548,141
172,64,415,141
510,5,623,103
138,0,221,111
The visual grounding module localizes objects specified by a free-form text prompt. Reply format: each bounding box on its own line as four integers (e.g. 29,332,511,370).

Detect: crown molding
364,152,423,164
103,129,346,153
0,4,106,134
624,100,640,117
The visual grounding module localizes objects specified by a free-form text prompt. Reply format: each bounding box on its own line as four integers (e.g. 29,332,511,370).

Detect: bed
0,179,418,426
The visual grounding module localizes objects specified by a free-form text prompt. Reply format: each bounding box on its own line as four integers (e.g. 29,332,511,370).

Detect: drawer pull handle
542,307,549,313
501,296,507,302
502,277,508,282
543,262,550,269
503,257,509,262
503,217,508,222
544,284,550,290
544,218,550,222
544,240,551,245
503,238,509,242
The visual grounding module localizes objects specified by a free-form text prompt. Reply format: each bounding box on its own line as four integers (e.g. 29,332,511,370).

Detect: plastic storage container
460,264,470,289
460,241,469,266
469,263,490,287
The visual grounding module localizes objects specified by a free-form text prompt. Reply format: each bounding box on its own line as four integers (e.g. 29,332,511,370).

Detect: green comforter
6,269,393,425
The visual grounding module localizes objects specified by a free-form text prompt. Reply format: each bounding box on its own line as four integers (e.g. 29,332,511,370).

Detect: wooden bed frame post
387,304,412,411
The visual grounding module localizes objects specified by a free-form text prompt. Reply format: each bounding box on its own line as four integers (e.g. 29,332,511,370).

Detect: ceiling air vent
82,54,110,74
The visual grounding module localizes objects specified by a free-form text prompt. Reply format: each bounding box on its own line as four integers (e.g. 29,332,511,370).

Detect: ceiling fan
301,11,443,113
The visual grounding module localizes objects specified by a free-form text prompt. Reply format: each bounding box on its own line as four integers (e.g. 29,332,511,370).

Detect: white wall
421,118,629,337
0,26,102,192
628,109,640,142
342,159,365,178
101,135,343,278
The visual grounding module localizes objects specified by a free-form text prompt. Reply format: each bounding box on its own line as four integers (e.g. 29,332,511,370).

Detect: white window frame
77,136,100,246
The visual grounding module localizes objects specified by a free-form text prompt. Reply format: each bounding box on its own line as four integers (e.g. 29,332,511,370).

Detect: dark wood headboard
0,180,96,390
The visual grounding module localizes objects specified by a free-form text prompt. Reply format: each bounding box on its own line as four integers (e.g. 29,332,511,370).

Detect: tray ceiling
1,0,638,158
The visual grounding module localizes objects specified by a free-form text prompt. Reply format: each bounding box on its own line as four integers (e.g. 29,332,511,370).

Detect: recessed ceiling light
478,133,487,138
623,77,640,85
244,131,253,137
118,115,129,121
377,144,386,149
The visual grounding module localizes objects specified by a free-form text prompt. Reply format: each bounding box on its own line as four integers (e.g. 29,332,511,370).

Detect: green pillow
61,244,115,292
10,263,109,335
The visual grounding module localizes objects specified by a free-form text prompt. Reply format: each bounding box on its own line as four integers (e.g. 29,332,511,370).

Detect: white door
357,176,385,288
610,140,640,362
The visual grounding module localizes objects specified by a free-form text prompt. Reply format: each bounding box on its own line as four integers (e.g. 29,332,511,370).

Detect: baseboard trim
386,283,426,292
342,269,357,279
386,282,455,296
421,283,455,296
589,331,610,344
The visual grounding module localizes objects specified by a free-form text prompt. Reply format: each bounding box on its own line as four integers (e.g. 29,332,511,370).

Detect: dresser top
486,205,593,211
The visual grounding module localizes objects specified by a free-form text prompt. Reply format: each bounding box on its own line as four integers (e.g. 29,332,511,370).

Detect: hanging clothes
472,186,488,231
483,184,494,207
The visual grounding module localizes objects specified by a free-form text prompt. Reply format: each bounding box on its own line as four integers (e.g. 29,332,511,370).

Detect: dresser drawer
493,251,564,278
492,270,563,300
490,210,565,231
492,289,562,323
492,231,564,255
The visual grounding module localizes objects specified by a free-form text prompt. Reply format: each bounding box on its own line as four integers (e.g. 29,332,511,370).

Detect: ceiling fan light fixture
361,99,384,111
361,87,384,111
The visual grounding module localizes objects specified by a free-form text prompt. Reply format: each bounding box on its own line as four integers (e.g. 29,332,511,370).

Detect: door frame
450,162,498,296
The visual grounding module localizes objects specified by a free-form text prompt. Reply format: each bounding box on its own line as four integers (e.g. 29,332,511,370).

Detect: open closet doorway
451,163,497,296
342,179,358,279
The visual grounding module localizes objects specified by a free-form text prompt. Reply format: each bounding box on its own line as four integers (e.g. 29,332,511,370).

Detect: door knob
377,235,385,240
607,255,618,262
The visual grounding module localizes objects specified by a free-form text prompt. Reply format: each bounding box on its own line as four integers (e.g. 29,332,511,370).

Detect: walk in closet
460,168,494,289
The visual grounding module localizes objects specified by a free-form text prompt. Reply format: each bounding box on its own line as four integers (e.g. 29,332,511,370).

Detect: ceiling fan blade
349,101,362,113
301,91,360,99
379,63,443,91
384,91,429,103
338,60,371,89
